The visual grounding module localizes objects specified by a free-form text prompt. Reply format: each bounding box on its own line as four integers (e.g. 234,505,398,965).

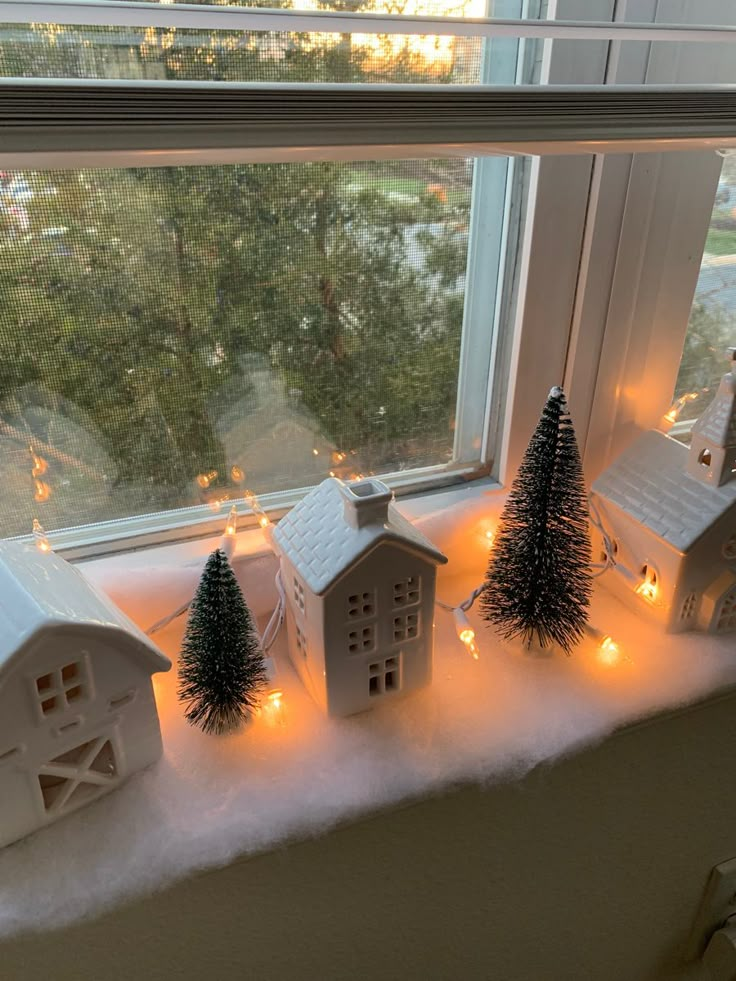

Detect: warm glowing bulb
485,529,495,544
635,580,658,603
30,449,48,477
312,448,319,456
258,515,270,528
33,479,51,503
454,609,480,659
663,409,677,424
597,635,622,667
224,504,237,538
32,518,51,552
261,688,286,726
230,465,244,484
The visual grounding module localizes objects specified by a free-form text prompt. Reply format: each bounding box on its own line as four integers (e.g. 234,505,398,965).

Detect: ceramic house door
37,728,121,817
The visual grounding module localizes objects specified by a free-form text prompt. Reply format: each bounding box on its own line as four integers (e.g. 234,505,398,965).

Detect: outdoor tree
480,387,592,654
178,548,268,734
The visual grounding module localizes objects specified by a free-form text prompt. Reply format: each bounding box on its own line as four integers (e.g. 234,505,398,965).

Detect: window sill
1,482,735,940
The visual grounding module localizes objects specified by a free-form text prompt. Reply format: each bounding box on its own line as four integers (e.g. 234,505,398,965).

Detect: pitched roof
273,477,447,596
591,429,736,552
0,541,171,679
693,371,736,447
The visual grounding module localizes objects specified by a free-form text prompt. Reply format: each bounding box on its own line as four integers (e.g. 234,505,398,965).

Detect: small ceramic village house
590,350,736,634
0,542,170,848
273,477,447,717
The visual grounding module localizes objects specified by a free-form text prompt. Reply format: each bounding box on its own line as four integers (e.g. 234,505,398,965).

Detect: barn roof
591,429,736,552
273,477,447,596
0,541,171,677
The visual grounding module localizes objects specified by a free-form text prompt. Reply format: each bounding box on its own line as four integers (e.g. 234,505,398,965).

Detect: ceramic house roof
273,477,447,596
591,429,736,553
692,372,736,447
0,541,171,679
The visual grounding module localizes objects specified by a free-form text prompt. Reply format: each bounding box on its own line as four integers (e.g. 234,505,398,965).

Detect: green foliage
0,17,470,536
480,388,592,654
178,549,268,734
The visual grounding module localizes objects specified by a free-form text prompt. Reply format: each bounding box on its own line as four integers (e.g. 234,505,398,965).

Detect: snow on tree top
592,430,736,552
273,477,447,596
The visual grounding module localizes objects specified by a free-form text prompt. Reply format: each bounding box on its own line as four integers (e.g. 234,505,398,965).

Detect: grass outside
705,227,736,256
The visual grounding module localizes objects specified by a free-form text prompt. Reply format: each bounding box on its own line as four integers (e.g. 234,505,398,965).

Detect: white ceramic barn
590,350,736,634
0,541,171,848
273,476,447,717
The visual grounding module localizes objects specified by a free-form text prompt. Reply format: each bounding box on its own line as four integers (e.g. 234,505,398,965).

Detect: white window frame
1,0,735,558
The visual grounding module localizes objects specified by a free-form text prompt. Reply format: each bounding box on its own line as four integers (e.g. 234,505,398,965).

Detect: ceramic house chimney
339,478,393,530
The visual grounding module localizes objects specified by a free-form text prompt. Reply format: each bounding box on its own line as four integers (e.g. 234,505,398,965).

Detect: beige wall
4,690,736,980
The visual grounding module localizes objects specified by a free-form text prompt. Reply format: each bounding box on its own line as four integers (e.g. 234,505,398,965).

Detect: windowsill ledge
1,487,735,939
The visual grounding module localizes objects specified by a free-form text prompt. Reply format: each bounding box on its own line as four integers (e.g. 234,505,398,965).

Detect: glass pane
0,20,490,84
672,159,736,432
0,157,488,539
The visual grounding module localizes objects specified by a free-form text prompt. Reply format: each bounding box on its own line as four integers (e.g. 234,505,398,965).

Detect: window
393,577,421,608
348,625,375,654
724,534,736,561
35,660,89,717
2,1,736,554
347,592,375,621
681,593,697,621
393,611,419,643
295,624,307,657
293,579,305,615
368,656,400,696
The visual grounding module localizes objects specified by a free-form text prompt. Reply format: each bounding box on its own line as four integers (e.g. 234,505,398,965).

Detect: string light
312,448,319,456
196,470,218,489
260,688,286,727
453,608,480,660
244,489,271,530
30,447,48,477
32,518,51,552
33,479,51,503
597,635,623,667
662,391,699,427
635,567,658,603
230,465,245,484
224,505,238,538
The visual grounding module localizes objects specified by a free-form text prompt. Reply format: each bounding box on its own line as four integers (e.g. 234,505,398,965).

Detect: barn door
37,733,119,815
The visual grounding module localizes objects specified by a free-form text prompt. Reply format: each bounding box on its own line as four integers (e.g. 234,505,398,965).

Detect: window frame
1,0,735,556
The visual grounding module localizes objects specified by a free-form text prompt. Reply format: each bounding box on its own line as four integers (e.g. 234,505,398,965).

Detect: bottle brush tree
480,386,592,653
178,548,267,734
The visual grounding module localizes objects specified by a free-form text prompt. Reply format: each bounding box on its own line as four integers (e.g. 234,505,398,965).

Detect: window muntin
35,660,89,717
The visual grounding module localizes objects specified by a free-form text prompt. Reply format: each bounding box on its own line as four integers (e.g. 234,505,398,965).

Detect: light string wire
145,492,622,658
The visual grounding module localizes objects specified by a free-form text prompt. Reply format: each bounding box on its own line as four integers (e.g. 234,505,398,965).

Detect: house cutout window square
393,612,419,643
35,659,89,718
347,591,375,621
293,578,305,614
393,577,421,608
717,586,736,632
37,735,118,814
295,624,307,658
348,625,375,654
681,593,697,620
368,656,400,696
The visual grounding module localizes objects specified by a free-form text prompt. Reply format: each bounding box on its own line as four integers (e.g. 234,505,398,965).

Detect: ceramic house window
681,593,697,621
37,736,118,814
348,625,375,654
347,592,375,621
393,612,419,643
723,534,736,561
368,656,400,697
717,586,736,632
295,625,307,658
35,660,89,718
293,578,305,614
393,577,421,608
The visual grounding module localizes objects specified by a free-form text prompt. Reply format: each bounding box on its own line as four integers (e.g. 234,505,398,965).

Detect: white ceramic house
272,477,447,716
590,350,736,634
0,541,171,848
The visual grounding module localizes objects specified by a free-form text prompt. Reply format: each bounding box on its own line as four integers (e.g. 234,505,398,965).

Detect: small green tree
480,387,592,654
178,549,267,734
